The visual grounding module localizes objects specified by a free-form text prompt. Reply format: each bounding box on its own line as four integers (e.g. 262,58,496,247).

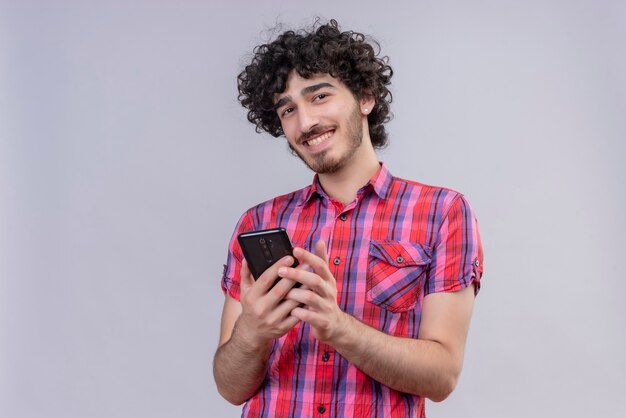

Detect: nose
297,104,319,135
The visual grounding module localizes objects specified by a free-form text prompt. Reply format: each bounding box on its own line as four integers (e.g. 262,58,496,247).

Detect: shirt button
318,405,326,414
322,352,330,362
339,214,347,221
396,255,404,264
333,257,341,265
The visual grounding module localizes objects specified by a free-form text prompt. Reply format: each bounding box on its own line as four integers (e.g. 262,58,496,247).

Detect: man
213,19,483,418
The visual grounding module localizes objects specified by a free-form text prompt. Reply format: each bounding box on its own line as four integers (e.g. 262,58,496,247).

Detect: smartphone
237,228,300,285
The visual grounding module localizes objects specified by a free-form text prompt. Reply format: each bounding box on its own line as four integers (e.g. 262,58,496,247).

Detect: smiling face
274,72,374,174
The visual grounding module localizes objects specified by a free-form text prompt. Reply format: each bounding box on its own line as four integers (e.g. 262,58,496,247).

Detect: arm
325,284,474,401
212,257,302,405
213,294,271,405
282,241,475,401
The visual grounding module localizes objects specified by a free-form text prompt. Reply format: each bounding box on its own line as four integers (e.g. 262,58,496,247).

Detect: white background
1,1,625,417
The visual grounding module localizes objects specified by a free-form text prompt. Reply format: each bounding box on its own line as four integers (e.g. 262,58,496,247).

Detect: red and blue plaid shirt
222,163,483,418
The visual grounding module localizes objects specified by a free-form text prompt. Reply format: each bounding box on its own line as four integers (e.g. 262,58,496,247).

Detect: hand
237,256,306,348
280,240,348,343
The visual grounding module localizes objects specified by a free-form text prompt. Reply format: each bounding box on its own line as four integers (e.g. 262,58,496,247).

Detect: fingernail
293,248,302,256
284,256,293,265
278,267,287,276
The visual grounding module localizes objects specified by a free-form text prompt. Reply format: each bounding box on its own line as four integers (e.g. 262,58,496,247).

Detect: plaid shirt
222,163,483,418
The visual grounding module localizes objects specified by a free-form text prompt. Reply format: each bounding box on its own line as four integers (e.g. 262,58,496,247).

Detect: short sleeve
221,211,255,300
425,194,484,296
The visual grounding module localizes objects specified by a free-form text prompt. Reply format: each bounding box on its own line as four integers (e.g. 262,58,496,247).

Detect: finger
292,247,332,282
278,266,329,296
240,258,255,292
290,305,318,323
268,262,311,301
296,262,311,272
294,263,313,289
254,255,295,294
314,240,329,263
284,287,323,309
268,276,299,300
271,262,311,295
267,297,303,322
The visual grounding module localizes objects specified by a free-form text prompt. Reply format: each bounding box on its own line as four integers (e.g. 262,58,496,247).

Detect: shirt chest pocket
366,240,432,313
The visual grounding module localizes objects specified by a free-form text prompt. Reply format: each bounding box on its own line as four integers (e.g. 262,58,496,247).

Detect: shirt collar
370,162,393,199
297,162,394,206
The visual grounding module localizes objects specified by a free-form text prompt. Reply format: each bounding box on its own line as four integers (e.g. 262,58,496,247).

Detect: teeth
306,131,332,146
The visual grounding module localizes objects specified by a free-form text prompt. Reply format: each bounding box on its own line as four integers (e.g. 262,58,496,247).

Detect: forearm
282,243,474,401
213,319,272,405
331,313,460,401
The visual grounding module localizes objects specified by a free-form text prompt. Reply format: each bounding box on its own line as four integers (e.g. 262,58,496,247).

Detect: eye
280,107,295,117
314,93,328,101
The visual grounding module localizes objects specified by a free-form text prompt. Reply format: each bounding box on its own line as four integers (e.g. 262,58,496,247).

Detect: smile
304,130,333,147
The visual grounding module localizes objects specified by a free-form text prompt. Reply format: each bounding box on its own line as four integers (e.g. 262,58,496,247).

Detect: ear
359,91,376,116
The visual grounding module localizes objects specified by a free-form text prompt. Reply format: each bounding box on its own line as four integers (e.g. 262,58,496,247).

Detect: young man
213,20,483,418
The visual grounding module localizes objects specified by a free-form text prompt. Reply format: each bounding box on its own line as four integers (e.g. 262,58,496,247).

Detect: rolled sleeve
220,211,254,301
426,194,484,296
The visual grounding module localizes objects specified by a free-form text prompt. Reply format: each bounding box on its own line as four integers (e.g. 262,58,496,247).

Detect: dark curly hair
237,19,393,149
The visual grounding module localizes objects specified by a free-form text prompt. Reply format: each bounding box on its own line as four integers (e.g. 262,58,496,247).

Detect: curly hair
237,19,393,149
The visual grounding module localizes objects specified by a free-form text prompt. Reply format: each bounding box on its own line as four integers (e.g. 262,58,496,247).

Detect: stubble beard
288,104,364,174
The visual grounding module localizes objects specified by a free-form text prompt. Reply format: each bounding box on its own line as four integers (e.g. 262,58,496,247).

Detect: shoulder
238,184,313,228
246,183,312,213
389,175,469,218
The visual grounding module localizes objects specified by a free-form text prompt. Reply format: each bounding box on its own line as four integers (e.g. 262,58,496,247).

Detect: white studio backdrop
1,1,625,417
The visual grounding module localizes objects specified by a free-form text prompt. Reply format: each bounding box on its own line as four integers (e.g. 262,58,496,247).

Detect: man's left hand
279,240,347,343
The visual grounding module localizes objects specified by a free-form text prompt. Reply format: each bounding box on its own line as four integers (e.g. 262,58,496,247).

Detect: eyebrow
274,82,336,110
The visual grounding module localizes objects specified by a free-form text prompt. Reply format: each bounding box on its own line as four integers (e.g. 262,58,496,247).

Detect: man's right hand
235,256,304,348
214,257,307,405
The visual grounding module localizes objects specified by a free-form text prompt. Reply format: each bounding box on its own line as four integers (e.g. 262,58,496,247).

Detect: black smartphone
237,228,300,285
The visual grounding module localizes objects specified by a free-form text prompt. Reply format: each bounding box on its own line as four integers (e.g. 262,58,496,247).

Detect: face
274,72,372,174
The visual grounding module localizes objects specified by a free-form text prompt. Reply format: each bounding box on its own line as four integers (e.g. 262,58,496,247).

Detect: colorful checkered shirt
221,163,483,418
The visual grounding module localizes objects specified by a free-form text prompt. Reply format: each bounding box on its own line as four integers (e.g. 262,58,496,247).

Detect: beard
288,104,364,174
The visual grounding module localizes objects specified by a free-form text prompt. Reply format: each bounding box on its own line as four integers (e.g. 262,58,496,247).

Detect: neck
317,142,380,206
